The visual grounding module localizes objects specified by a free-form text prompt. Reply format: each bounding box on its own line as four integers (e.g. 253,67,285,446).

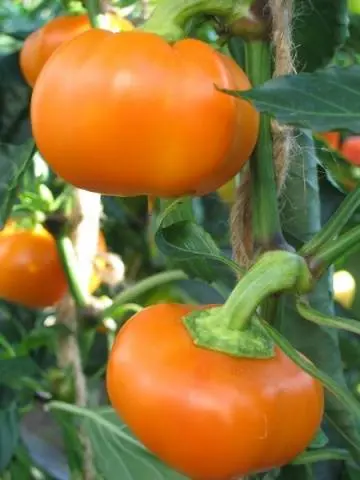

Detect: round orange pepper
31,30,259,197
20,13,133,87
107,303,324,480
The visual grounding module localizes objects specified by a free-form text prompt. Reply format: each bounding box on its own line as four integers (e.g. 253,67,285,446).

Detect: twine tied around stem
230,0,296,268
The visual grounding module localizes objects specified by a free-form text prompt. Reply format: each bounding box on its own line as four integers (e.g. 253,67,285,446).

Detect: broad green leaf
227,37,245,69
7,444,49,479
340,331,360,370
47,410,83,477
0,52,31,144
19,324,71,353
0,1,61,40
0,141,35,227
155,199,242,288
344,462,360,479
0,51,34,226
279,464,313,480
0,357,40,387
157,198,195,227
280,130,360,465
88,409,186,480
223,66,360,133
0,402,19,472
309,429,329,449
293,0,348,72
49,402,187,480
156,221,241,282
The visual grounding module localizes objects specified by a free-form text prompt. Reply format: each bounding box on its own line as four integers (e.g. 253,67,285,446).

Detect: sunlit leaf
222,66,360,133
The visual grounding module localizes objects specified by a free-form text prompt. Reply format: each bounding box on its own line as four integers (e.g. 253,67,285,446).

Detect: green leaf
252,469,281,480
0,402,19,472
280,130,360,464
222,66,360,133
155,199,242,286
19,324,71,353
52,410,84,476
344,461,360,480
293,0,348,72
0,51,34,226
0,357,40,388
292,448,350,465
0,141,35,227
0,52,31,144
156,221,241,281
48,402,186,480
309,429,329,449
344,14,360,53
279,464,314,480
340,331,360,370
157,198,195,227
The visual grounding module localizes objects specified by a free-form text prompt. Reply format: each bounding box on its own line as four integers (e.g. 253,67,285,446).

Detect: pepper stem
85,0,102,28
141,0,253,42
222,251,313,330
183,251,313,358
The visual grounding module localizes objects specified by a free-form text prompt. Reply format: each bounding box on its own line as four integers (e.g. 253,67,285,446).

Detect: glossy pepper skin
20,13,133,87
106,303,324,480
31,30,259,198
0,223,68,308
0,222,107,309
317,132,340,150
341,136,360,166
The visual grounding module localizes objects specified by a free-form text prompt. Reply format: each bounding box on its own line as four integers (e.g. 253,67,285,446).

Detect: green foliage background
1,1,360,479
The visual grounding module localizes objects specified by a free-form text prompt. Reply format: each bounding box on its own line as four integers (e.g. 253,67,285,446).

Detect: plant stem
101,270,188,319
56,235,88,309
297,299,360,337
142,0,252,41
103,303,142,324
244,41,286,252
85,0,101,27
292,448,350,466
222,251,312,331
310,225,360,276
0,336,16,357
301,184,360,257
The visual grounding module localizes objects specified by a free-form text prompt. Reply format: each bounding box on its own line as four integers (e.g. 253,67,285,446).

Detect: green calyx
141,0,253,42
184,308,275,358
183,251,314,358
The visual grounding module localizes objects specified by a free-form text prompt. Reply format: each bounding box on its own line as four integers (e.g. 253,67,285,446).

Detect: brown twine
56,189,102,480
230,0,295,268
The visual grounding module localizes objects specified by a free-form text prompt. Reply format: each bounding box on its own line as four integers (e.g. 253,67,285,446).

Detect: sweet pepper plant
1,0,360,478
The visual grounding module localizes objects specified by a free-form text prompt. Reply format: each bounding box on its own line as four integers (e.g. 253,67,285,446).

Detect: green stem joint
184,251,313,358
142,0,253,41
